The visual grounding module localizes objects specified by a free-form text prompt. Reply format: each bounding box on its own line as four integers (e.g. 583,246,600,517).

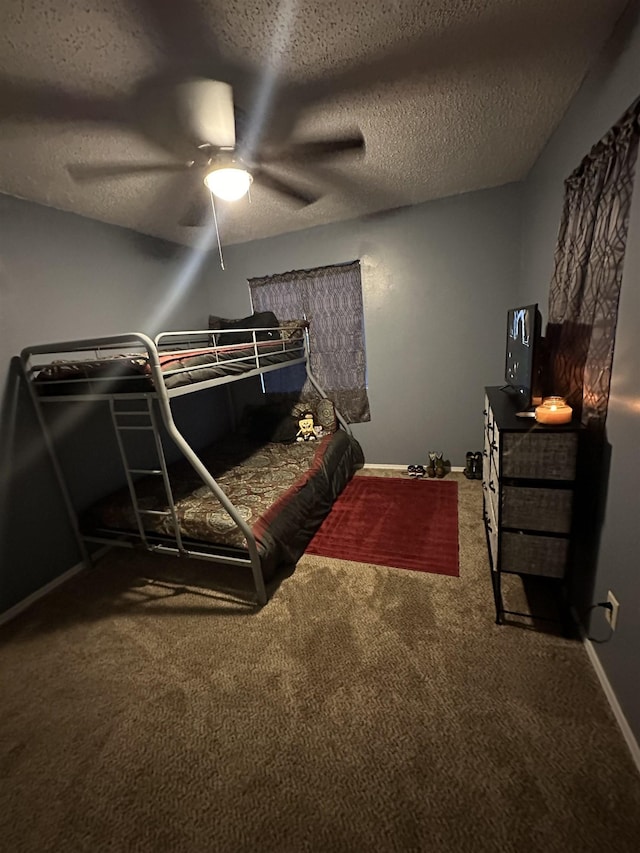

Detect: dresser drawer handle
491,441,498,451
489,481,496,492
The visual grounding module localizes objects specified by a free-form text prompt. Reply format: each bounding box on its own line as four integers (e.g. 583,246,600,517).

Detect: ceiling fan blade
0,77,126,125
178,191,211,227
132,0,219,73
175,167,213,227
284,37,434,109
280,4,574,118
252,168,320,207
173,79,236,148
67,162,194,182
259,135,365,165
132,0,252,92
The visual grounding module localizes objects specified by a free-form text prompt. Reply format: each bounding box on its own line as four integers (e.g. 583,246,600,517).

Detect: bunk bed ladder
109,399,185,553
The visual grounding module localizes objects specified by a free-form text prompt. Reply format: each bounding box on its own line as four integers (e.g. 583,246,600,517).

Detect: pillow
208,311,280,345
279,319,308,341
315,398,338,433
289,398,338,434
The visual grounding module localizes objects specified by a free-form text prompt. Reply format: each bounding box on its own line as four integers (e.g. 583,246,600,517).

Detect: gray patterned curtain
546,97,640,426
249,261,370,422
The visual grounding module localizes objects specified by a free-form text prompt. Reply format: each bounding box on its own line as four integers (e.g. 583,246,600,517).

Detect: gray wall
1,183,523,615
519,2,640,740
199,184,524,467
0,196,213,612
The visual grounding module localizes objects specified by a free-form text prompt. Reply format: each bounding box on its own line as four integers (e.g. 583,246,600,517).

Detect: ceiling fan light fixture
204,167,252,201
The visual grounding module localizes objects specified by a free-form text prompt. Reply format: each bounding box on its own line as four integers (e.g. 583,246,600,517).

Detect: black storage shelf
482,386,582,628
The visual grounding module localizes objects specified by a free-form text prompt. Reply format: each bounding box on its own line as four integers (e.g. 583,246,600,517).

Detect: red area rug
306,476,459,576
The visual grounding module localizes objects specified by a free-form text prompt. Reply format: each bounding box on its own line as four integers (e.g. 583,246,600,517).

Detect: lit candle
535,396,573,425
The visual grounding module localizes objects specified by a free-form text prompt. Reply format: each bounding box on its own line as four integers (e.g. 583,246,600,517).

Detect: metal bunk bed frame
20,326,350,606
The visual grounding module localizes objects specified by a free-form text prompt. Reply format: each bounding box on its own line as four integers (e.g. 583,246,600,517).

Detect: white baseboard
0,546,109,628
364,463,464,472
573,610,640,775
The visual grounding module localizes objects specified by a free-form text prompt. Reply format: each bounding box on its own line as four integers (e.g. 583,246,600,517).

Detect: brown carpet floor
1,471,639,853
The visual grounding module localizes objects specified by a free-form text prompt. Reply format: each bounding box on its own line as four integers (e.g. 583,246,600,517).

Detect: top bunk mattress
32,337,304,396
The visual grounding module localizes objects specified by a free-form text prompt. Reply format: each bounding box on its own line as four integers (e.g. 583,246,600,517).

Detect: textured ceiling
0,0,629,247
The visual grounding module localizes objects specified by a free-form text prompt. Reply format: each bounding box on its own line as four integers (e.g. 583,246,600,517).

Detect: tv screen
505,303,541,408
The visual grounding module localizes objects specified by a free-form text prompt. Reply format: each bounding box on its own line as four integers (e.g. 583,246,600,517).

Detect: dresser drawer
501,532,569,578
501,486,573,533
502,432,578,480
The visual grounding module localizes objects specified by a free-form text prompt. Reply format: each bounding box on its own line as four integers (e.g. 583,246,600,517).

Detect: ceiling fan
66,78,365,227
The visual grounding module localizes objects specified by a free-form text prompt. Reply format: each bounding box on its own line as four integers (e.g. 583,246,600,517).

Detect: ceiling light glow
204,167,252,201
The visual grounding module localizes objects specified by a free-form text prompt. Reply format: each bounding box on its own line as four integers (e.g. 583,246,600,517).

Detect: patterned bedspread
84,429,364,576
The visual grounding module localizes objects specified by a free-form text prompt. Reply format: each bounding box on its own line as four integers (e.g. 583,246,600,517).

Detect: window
248,261,370,423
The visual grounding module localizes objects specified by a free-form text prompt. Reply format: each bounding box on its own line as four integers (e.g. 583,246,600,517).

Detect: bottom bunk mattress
83,429,364,578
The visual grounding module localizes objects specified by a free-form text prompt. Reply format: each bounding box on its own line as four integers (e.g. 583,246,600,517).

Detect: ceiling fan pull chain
209,190,225,270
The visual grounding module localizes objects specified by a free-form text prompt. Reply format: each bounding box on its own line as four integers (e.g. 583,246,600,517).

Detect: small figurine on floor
296,411,318,442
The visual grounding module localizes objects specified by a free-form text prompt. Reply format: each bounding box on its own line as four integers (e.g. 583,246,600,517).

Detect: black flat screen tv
504,303,542,409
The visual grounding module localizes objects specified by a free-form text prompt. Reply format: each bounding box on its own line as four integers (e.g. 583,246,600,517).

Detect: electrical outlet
605,590,620,631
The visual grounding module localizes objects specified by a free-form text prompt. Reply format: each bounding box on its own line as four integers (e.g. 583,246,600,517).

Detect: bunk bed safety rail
154,328,305,372
21,332,155,360
21,328,307,400
21,332,156,395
